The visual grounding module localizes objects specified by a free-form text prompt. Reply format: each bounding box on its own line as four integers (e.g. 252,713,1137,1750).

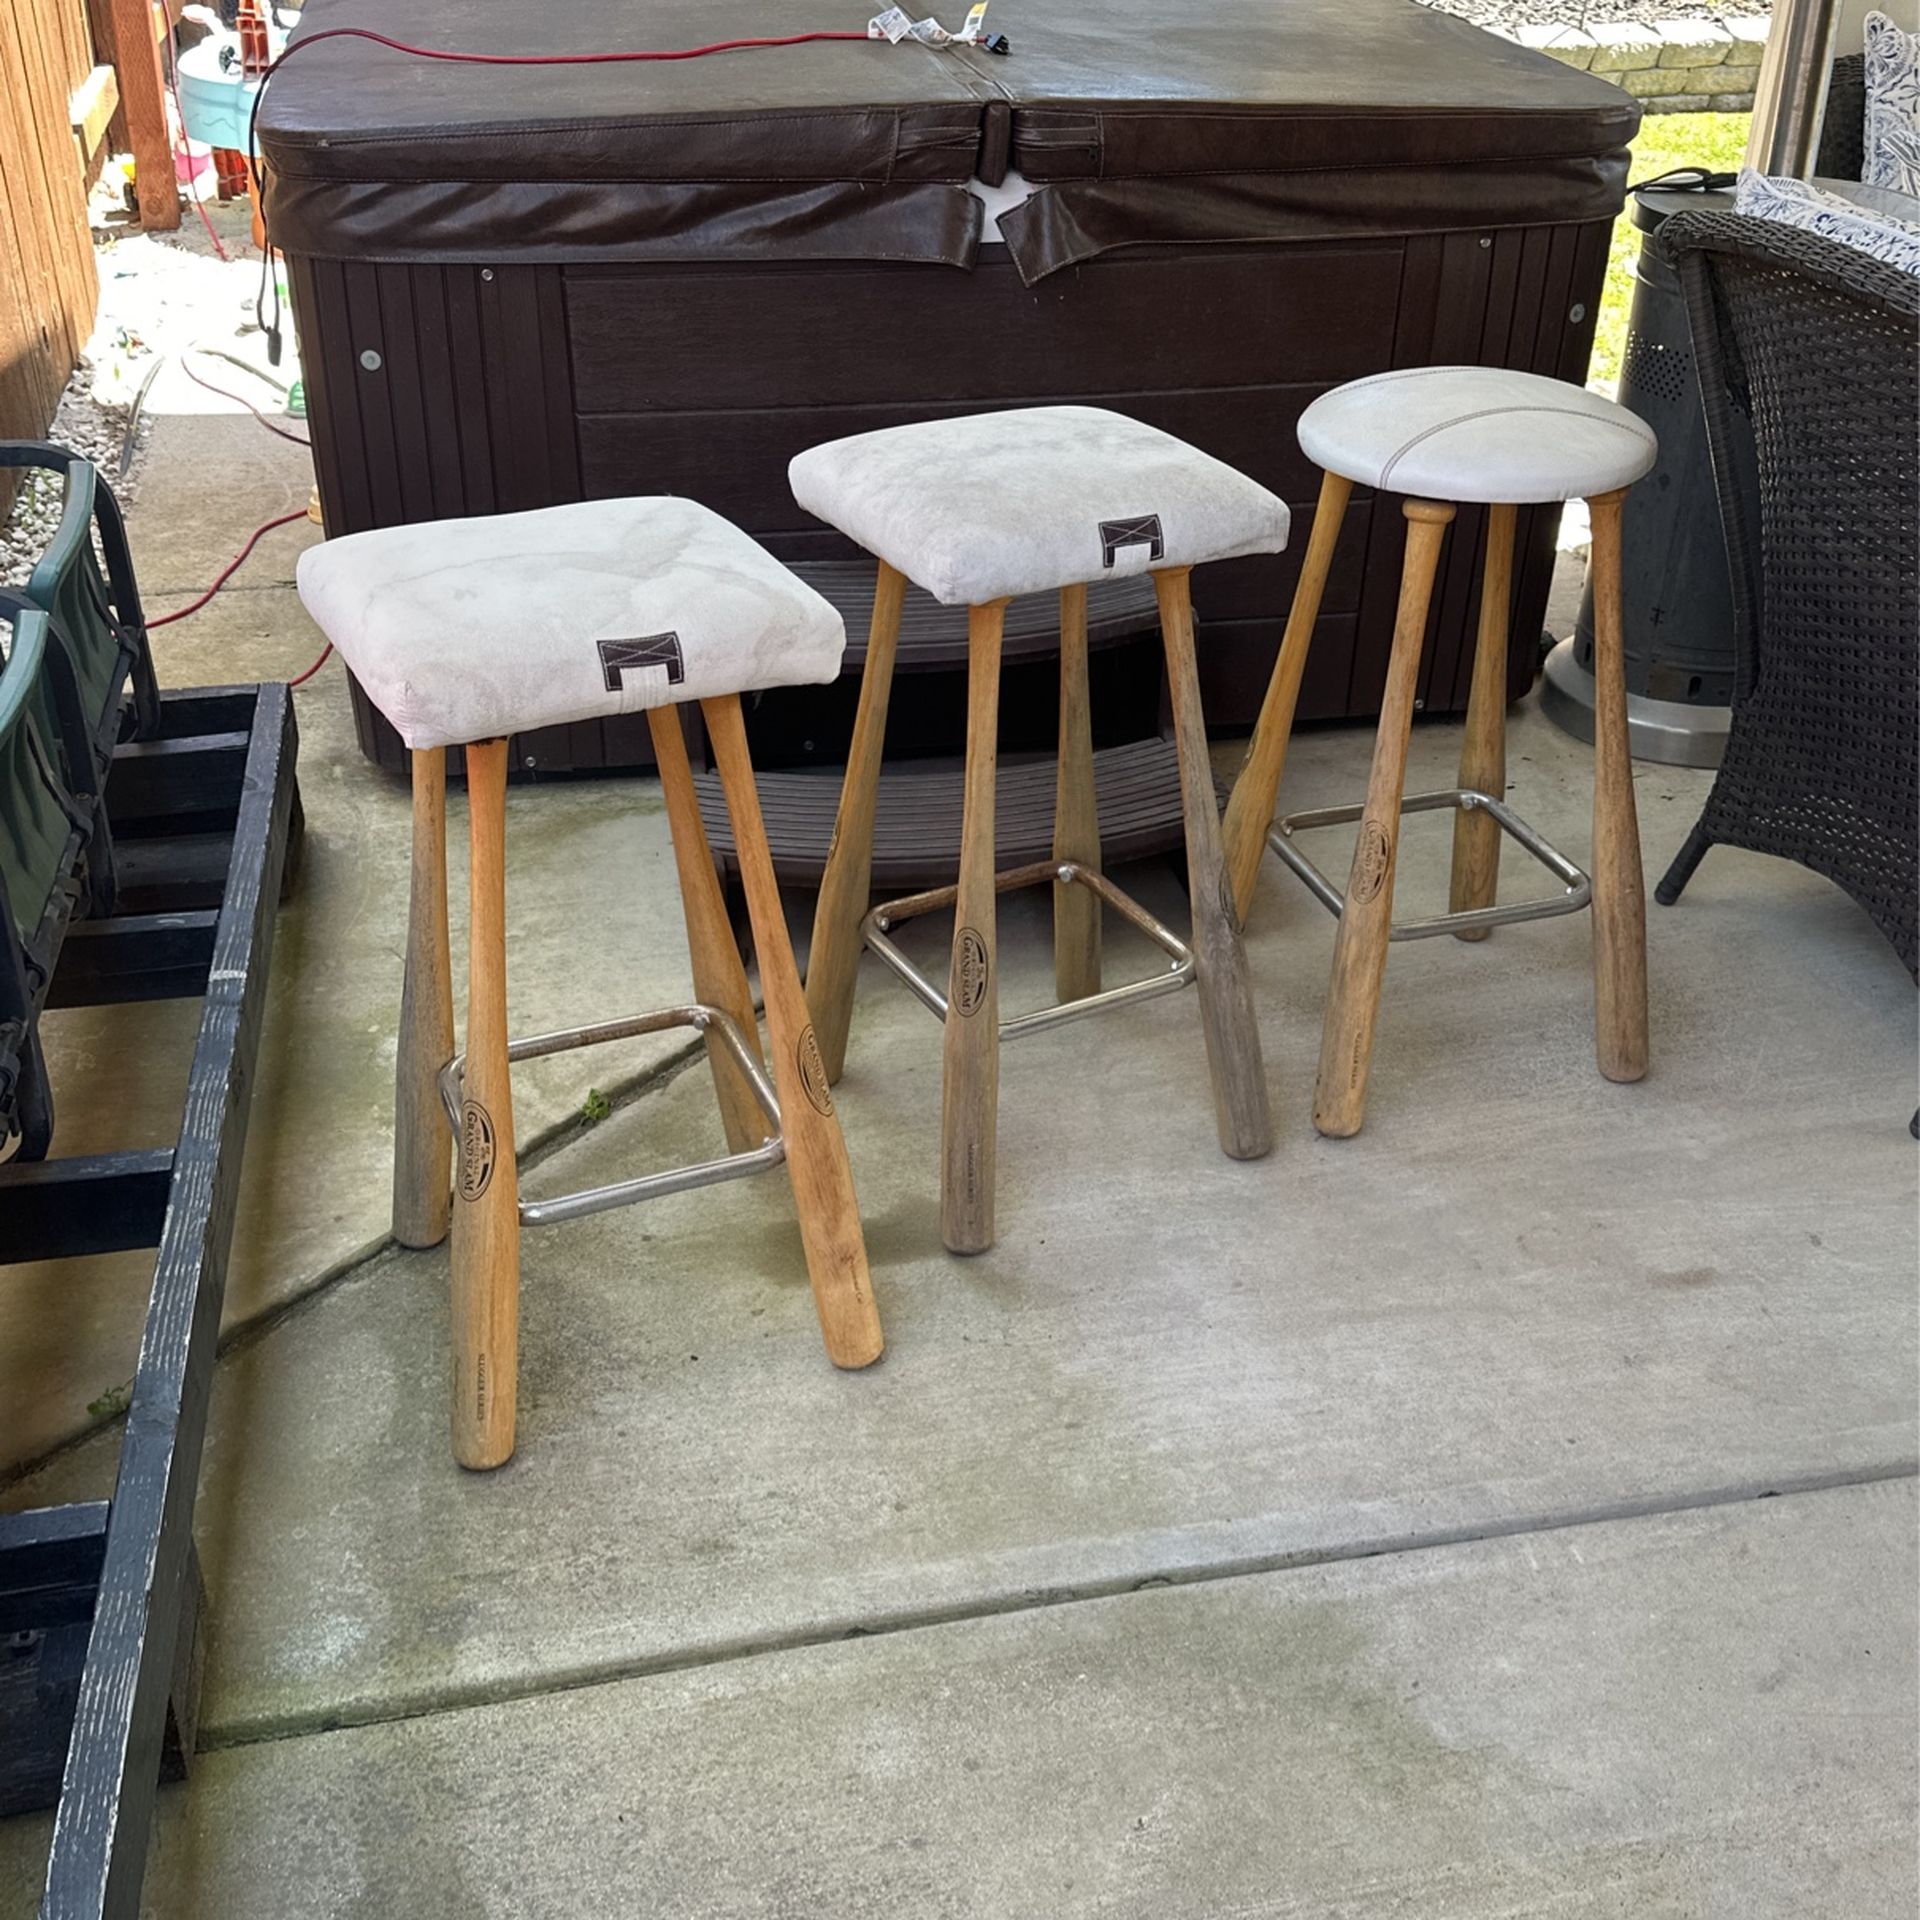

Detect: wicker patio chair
1654,211,1918,1095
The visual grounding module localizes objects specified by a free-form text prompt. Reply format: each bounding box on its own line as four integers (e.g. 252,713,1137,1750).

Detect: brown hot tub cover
258,0,1637,283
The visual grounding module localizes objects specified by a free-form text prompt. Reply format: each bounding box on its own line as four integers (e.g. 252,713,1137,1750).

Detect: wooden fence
0,0,105,505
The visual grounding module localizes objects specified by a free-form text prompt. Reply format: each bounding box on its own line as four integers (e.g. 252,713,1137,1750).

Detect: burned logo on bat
796,1024,835,1116
1351,819,1393,904
955,927,991,1016
459,1098,496,1202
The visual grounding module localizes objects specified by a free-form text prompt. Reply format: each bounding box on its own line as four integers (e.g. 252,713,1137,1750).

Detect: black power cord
1631,165,1739,198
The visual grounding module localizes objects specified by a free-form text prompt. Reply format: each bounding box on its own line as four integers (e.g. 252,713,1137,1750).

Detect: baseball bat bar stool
1218,366,1659,1137
298,498,884,1469
790,406,1290,1255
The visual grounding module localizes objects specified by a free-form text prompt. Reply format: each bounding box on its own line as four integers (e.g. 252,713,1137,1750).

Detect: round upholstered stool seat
297,495,882,1470
790,405,1290,605
1297,365,1658,505
791,405,1286,1256
297,496,845,750
1222,366,1660,1145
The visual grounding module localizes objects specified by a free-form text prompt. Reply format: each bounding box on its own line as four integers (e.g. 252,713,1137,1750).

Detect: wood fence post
107,0,179,230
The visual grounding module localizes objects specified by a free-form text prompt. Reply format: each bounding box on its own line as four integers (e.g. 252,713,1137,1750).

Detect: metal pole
1746,0,1841,176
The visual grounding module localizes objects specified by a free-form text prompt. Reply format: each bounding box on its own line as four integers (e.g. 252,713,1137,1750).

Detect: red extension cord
246,21,879,201
267,25,872,69
147,503,335,687
146,510,308,631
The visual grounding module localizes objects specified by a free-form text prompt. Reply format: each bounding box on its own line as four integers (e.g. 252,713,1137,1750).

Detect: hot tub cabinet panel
268,0,1632,778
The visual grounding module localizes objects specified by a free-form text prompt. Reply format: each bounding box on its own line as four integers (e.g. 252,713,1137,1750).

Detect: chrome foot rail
862,858,1195,1041
1269,788,1591,941
438,1003,783,1227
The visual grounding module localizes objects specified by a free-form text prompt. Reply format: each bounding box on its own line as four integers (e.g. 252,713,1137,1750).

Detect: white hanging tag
870,6,986,48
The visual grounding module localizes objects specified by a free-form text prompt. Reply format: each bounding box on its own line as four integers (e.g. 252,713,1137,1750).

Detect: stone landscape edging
1500,13,1768,111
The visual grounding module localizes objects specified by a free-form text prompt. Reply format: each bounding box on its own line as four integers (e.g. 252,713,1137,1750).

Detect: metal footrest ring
1269,789,1592,942
437,1003,784,1227
861,858,1195,1042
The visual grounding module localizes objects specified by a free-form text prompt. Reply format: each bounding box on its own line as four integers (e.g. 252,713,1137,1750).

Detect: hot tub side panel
289,217,1610,777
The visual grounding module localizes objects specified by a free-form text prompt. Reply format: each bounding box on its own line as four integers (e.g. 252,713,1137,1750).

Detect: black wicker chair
1654,211,1918,1098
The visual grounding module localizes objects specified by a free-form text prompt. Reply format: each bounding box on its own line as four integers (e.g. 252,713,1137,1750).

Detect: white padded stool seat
789,406,1289,607
296,497,846,751
1297,366,1658,505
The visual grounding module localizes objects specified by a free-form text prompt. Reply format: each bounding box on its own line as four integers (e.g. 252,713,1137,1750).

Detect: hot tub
261,0,1637,779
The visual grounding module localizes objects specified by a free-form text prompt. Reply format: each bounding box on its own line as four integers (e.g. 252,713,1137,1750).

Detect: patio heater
1541,0,1839,768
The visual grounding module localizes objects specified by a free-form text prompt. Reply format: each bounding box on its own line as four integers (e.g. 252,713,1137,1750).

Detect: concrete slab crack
196,1457,1918,1757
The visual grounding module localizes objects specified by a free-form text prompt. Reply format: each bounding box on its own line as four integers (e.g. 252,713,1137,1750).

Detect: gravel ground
1421,0,1767,28
0,369,131,590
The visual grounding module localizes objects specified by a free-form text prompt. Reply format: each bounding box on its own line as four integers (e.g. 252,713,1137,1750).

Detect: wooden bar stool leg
451,738,520,1470
943,601,1007,1253
1449,500,1517,940
1313,501,1454,1139
646,706,769,1153
806,561,906,1084
704,695,884,1368
1053,582,1102,1003
1221,469,1353,925
1153,567,1272,1161
395,746,454,1248
1586,488,1649,1083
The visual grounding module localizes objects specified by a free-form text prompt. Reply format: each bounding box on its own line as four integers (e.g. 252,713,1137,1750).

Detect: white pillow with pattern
1863,10,1920,196
1735,168,1920,275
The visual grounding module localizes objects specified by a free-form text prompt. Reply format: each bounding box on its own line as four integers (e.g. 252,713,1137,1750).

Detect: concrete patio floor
2,409,1914,1916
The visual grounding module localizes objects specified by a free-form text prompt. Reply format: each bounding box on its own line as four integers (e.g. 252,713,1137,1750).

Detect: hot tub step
694,736,1211,890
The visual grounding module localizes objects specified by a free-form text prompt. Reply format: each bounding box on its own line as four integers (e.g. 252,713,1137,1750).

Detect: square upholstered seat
296,497,845,751
789,406,1290,607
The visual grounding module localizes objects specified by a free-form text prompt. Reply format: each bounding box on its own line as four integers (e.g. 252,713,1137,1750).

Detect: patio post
1746,0,1841,176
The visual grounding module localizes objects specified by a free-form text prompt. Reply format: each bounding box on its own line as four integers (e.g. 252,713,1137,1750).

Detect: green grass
1590,111,1751,387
